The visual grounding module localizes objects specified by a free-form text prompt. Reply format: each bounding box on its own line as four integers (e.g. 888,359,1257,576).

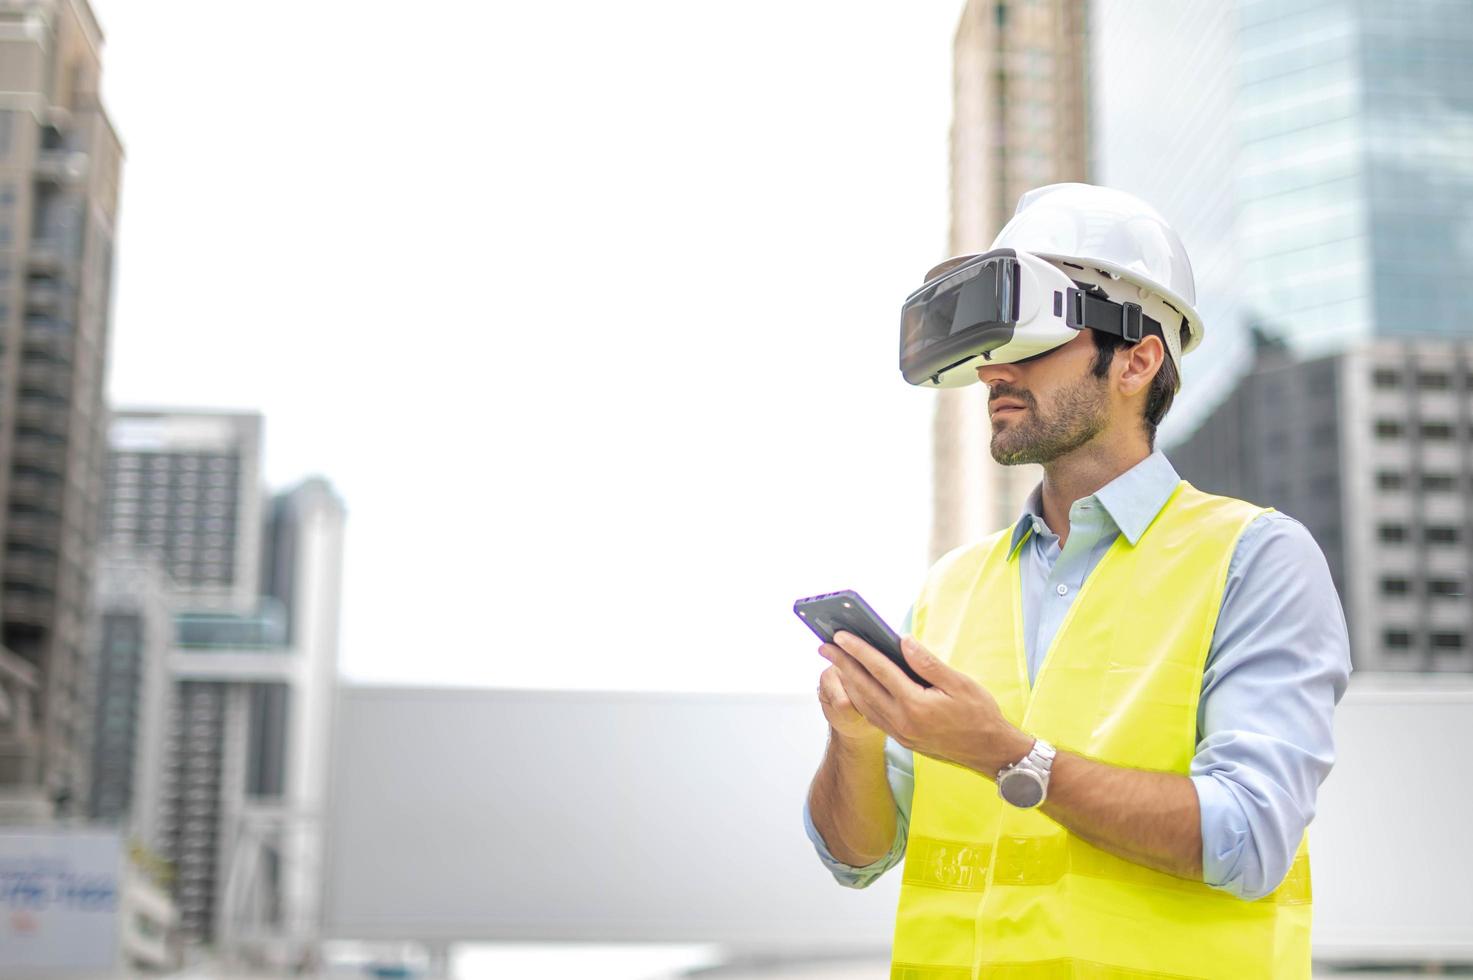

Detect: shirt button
1056,584,1068,596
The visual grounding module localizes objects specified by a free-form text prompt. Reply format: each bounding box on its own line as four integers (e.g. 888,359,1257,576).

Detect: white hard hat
989,183,1203,365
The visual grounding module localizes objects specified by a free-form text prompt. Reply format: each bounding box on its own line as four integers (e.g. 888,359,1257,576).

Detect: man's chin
990,440,1038,466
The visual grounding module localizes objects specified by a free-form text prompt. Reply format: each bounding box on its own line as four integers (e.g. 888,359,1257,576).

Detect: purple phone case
793,588,932,688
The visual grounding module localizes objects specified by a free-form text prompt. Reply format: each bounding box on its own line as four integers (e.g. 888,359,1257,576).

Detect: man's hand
816,663,886,745
818,631,1033,778
821,631,1207,882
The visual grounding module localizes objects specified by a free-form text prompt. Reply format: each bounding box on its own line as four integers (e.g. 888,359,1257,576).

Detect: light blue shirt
803,449,1352,901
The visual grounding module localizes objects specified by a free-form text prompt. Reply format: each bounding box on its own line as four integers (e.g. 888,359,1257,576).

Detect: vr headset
898,248,1167,389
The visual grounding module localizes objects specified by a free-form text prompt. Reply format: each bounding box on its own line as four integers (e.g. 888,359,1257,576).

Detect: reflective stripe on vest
889,480,1313,980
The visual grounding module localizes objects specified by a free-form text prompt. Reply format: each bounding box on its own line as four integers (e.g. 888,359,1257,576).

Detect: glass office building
1091,0,1245,444
1236,0,1473,355
1094,0,1473,440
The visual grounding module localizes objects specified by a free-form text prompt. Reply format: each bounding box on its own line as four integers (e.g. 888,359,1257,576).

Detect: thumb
900,635,951,689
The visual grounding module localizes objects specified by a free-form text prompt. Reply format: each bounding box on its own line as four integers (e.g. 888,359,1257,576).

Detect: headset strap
1064,285,1161,344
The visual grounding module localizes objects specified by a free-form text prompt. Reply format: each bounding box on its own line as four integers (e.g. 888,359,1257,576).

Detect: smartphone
793,589,931,688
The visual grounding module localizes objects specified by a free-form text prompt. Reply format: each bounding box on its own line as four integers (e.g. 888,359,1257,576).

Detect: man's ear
1118,334,1165,398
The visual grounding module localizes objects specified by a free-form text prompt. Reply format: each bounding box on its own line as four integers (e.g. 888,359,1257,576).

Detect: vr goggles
898,248,1166,389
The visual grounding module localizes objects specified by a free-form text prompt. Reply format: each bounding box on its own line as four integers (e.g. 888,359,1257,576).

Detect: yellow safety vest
890,480,1312,980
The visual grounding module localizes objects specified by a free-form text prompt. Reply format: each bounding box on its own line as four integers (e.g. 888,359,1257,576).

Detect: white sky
91,1,969,693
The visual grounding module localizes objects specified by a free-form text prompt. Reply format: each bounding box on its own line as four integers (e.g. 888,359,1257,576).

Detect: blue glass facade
1092,0,1248,443
1237,0,1473,354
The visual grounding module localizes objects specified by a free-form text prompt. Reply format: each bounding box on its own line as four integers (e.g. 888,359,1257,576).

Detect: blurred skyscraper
1088,0,1244,446
1090,0,1473,671
91,409,346,968
1172,333,1473,672
1235,0,1473,355
931,0,1089,562
0,0,122,824
1092,0,1473,436
103,410,264,605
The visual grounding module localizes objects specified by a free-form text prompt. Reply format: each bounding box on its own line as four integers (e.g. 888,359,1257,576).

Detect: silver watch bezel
997,737,1055,808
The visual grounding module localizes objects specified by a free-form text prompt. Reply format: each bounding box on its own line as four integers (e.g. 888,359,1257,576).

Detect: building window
1380,577,1410,596
1384,629,1412,649
1376,471,1406,490
1416,371,1450,391
1374,419,1404,438
1428,578,1463,598
1419,422,1454,440
1372,368,1403,388
1425,526,1461,545
1430,632,1465,650
1378,523,1408,543
1421,473,1457,491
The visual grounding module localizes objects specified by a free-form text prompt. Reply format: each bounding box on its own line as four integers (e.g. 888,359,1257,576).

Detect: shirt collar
1007,450,1182,559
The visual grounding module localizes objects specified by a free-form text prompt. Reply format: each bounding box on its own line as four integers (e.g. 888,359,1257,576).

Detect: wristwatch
997,736,1056,808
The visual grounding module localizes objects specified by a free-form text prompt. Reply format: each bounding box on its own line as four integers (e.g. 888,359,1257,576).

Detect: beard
989,371,1110,466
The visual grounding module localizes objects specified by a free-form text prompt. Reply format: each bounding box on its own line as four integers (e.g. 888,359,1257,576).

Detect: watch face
1000,770,1045,808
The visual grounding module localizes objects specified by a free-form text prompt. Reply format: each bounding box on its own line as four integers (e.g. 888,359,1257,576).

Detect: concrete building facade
91,409,346,968
931,0,1090,562
0,0,123,824
1171,335,1473,672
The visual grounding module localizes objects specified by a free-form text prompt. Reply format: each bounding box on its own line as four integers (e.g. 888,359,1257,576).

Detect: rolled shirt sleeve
803,735,915,887
1190,512,1352,900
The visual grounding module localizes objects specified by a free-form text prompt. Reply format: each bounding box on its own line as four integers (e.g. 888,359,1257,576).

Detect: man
803,183,1351,979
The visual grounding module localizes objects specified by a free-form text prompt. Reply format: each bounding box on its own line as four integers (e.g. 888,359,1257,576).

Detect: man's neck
1037,442,1151,549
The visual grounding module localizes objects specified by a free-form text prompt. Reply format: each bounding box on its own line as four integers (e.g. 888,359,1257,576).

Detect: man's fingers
830,645,901,731
899,634,954,692
833,630,918,697
817,667,849,708
844,675,900,735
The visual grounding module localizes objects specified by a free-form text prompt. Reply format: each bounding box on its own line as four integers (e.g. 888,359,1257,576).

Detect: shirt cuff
802,797,906,889
1192,772,1253,897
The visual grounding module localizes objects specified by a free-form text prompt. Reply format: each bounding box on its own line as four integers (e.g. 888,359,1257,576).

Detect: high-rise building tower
932,0,1089,561
103,410,264,609
1093,0,1473,439
0,0,123,823
93,408,345,967
1172,334,1473,673
1089,0,1245,446
1092,0,1473,674
1234,0,1473,356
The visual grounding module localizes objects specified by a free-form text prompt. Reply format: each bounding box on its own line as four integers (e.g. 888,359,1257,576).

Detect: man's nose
976,361,1023,388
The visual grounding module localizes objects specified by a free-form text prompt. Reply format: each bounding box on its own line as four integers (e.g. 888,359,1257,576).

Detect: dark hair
1088,321,1190,451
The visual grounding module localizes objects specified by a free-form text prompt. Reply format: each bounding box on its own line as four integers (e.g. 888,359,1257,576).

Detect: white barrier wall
323,675,1473,962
